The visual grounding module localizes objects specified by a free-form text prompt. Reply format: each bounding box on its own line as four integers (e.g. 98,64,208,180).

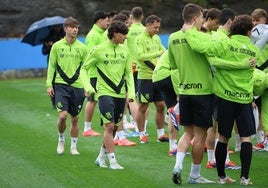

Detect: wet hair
63,17,79,27
112,13,128,23
219,8,237,25
131,6,143,19
107,21,129,39
205,8,221,21
251,8,267,19
230,14,254,36
182,3,203,23
93,11,108,23
145,15,161,25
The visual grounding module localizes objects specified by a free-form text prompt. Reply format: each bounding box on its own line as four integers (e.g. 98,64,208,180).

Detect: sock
240,142,252,179
157,128,165,138
139,131,146,139
215,142,227,177
175,152,185,170
117,130,125,140
190,163,201,179
207,150,215,163
58,133,64,142
130,115,135,124
107,152,117,164
257,130,264,143
169,139,177,150
123,115,128,123
84,122,91,131
98,146,106,158
144,120,148,132
70,137,78,149
235,134,241,148
225,152,230,164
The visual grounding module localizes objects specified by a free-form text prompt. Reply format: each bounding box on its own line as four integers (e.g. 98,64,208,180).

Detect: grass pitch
0,78,267,188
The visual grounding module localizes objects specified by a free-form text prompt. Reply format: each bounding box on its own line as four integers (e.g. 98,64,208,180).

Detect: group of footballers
45,2,268,186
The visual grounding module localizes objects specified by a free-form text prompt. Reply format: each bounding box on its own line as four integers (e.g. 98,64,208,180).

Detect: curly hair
107,21,129,39
230,14,253,36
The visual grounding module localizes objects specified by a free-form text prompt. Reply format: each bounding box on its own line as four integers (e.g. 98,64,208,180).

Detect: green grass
0,78,267,188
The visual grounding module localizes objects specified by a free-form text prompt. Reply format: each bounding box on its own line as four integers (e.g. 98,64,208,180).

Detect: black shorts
179,94,213,128
98,95,126,125
217,97,256,138
137,79,164,103
133,71,138,92
153,76,177,108
87,77,97,102
54,83,85,117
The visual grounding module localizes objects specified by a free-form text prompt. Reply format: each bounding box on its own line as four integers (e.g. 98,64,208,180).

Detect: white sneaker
70,148,80,155
240,177,253,185
57,140,64,155
109,162,124,170
188,176,215,184
218,176,236,184
95,157,108,168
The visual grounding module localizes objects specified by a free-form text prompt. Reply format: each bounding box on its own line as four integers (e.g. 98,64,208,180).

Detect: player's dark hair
219,8,237,25
230,14,254,36
107,21,129,39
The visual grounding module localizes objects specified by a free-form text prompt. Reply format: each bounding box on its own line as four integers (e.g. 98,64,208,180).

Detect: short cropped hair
145,15,161,25
219,8,237,25
131,7,143,19
112,13,128,23
64,17,79,28
93,11,108,23
205,8,221,21
107,21,129,39
230,14,254,36
182,3,203,23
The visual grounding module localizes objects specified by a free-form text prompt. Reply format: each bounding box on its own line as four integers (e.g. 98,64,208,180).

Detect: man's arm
80,52,96,96
207,57,256,69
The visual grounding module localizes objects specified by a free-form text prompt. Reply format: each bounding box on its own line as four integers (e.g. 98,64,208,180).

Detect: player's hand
249,58,257,68
47,87,54,97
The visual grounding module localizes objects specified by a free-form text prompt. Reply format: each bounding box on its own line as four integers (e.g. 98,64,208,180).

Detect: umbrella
21,16,66,46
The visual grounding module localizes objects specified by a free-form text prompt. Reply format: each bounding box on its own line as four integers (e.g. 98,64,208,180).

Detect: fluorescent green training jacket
80,40,135,100
185,28,262,103
168,30,213,95
84,24,107,78
46,38,87,89
135,31,166,79
127,23,145,64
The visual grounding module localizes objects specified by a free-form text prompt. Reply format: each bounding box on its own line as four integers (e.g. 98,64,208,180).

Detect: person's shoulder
74,39,87,48
169,30,184,39
52,38,64,47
